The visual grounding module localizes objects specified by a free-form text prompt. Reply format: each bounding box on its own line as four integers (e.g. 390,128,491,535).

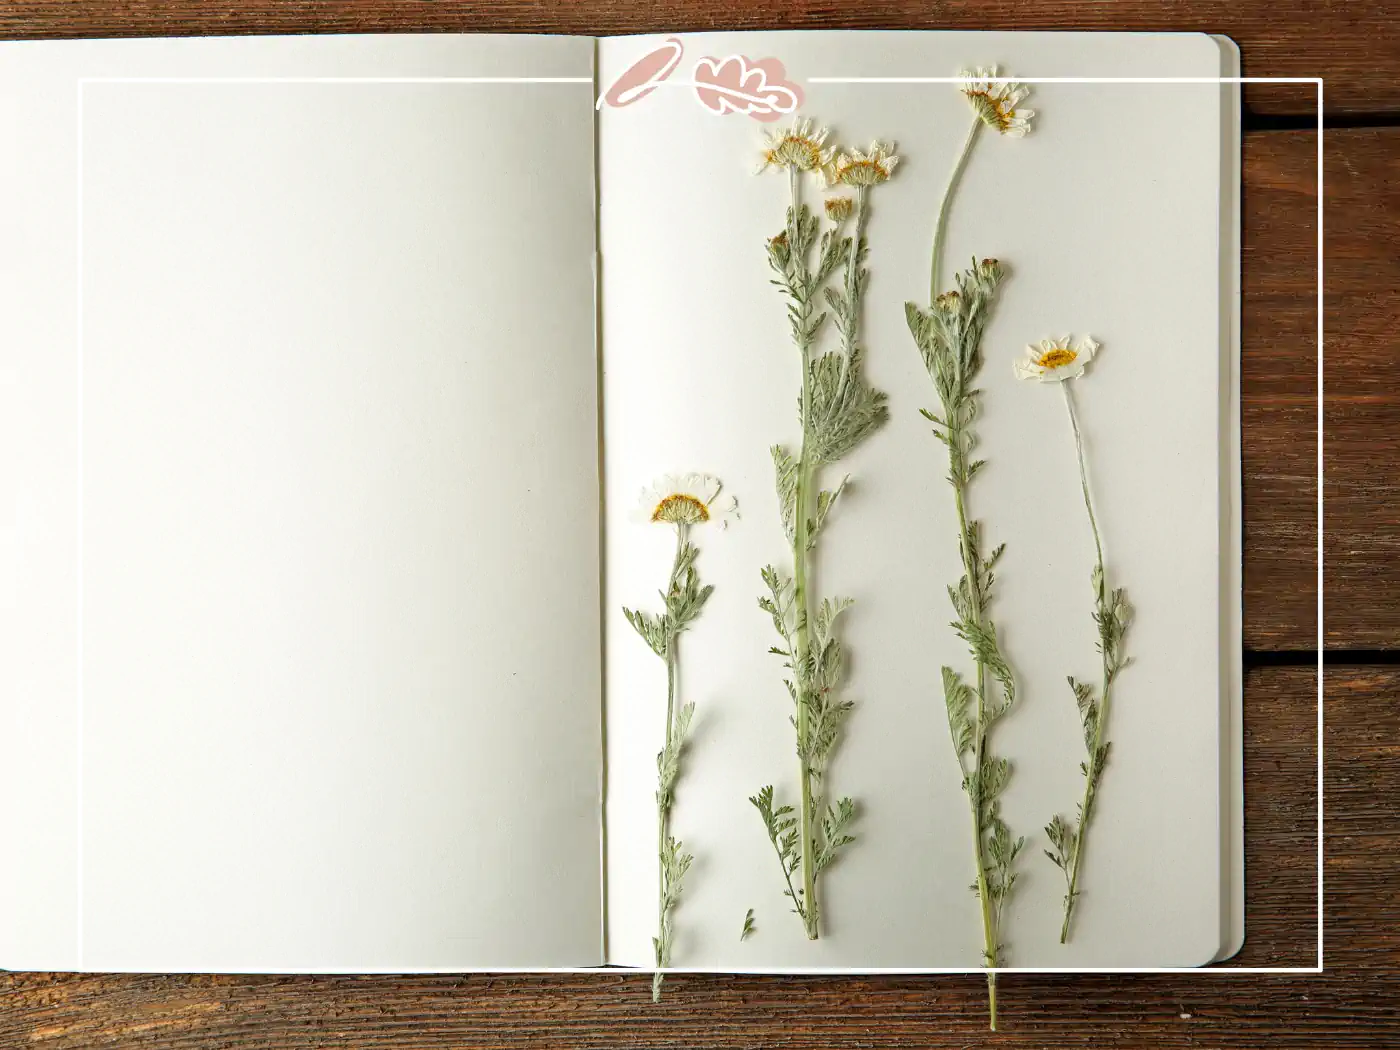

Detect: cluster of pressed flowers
752,114,898,944
623,67,1130,1027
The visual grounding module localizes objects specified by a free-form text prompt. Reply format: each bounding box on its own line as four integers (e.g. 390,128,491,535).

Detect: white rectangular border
73,73,1321,977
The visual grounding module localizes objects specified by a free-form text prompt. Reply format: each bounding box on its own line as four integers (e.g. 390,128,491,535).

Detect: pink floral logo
692,56,802,122
599,38,803,122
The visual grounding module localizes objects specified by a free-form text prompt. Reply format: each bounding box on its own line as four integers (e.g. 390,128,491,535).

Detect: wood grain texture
1179,124,1400,652
0,666,1339,1047
1319,129,1400,651
1251,127,1400,651
1241,129,1319,651
0,0,1380,115
1242,127,1400,651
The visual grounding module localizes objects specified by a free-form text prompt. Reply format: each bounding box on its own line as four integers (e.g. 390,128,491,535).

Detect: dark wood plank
1242,127,1400,651
0,666,1344,1047
0,0,1379,115
1242,129,1319,651
1319,130,1400,651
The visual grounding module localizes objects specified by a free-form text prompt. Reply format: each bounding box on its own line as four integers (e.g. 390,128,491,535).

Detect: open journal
0,29,1241,974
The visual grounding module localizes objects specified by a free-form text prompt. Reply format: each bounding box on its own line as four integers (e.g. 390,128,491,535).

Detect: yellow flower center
834,159,889,186
765,136,823,171
965,90,1016,131
1037,348,1078,369
652,494,709,525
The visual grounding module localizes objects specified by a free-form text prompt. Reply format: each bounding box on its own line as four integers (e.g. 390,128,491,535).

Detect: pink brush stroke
601,37,685,108
692,55,804,122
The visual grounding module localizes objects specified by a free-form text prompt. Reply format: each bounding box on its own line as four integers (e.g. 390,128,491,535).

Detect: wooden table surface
1,1,1393,1047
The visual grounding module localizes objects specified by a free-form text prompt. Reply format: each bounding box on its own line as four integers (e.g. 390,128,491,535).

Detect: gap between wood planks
1246,650,1400,667
1246,112,1400,131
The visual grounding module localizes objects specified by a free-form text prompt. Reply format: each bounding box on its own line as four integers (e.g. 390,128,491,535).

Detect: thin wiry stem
1062,383,1104,570
1057,384,1109,944
1044,376,1130,944
951,420,1000,1028
930,117,982,303
789,167,821,942
653,524,687,1000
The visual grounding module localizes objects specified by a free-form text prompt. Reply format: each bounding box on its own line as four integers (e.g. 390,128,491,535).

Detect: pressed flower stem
934,147,998,1020
653,524,688,1000
1058,383,1109,944
788,165,821,941
930,117,982,302
1062,383,1104,569
953,455,1000,1029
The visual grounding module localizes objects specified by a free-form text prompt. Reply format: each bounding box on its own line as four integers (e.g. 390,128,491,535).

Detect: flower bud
824,196,854,223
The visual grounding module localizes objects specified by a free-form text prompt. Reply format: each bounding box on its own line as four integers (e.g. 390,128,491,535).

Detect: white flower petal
630,484,661,522
712,493,739,528
1014,358,1041,381
632,471,736,528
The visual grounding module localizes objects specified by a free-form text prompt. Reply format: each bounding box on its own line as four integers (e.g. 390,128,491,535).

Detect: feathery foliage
907,257,1022,1027
752,160,890,941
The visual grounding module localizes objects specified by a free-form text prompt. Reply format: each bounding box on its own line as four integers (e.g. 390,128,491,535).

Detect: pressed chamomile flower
825,141,900,187
632,472,739,529
751,116,893,943
756,117,835,174
927,68,1032,307
1015,335,1100,383
959,66,1036,138
910,62,1038,1034
623,472,733,1001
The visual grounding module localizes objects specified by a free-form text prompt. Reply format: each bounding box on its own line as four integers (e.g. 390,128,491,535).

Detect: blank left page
0,34,602,971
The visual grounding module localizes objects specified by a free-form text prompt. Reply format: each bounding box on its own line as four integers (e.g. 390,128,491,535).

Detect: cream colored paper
0,33,603,971
599,30,1235,969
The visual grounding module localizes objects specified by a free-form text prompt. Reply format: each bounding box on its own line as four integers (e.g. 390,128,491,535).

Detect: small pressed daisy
959,66,1035,138
756,117,835,175
623,471,733,1001
1022,333,1132,949
1015,335,1100,383
824,196,854,223
632,472,738,529
825,141,900,188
